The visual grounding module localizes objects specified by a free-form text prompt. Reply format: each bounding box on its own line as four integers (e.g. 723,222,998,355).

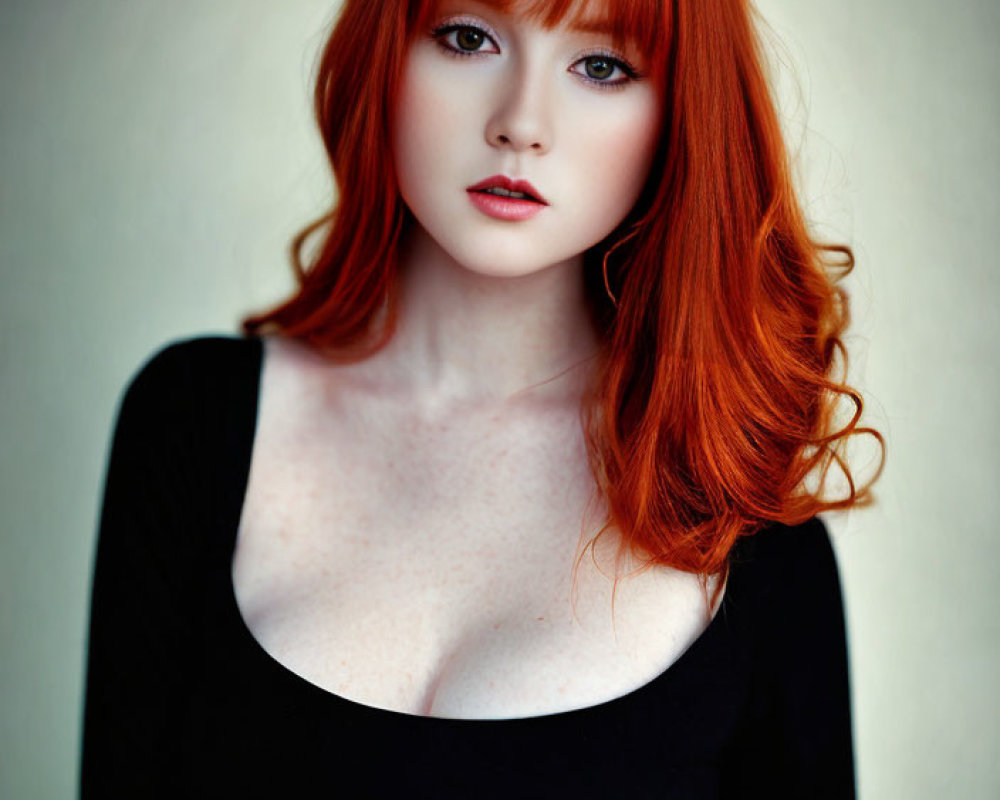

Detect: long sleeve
81,343,211,797
721,518,856,799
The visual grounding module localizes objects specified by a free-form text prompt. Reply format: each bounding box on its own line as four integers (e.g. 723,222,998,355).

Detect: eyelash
430,22,642,91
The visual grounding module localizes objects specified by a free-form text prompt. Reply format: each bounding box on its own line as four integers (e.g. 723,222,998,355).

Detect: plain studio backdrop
1,0,997,796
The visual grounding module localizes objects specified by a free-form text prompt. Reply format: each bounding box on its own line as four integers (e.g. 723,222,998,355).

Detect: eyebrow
562,14,637,45
566,18,614,35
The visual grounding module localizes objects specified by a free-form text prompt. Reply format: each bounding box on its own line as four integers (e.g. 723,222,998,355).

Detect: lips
466,175,548,205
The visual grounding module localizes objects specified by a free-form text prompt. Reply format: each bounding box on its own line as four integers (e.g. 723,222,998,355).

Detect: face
392,0,663,279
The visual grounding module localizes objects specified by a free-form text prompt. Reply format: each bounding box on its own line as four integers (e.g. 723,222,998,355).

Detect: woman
82,0,881,797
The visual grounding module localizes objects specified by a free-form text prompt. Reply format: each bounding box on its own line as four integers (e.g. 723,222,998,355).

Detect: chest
230,345,722,719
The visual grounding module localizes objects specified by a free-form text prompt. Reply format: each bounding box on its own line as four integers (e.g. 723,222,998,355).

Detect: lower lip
467,190,546,221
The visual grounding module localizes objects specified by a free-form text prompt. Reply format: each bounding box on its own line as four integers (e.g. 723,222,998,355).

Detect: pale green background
2,1,997,797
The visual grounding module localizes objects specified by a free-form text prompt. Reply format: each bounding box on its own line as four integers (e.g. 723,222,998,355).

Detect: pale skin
232,1,725,719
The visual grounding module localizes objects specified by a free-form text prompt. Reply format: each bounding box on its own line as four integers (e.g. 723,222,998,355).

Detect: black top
81,336,856,799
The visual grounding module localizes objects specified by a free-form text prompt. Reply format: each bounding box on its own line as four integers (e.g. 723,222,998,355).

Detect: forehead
412,0,665,58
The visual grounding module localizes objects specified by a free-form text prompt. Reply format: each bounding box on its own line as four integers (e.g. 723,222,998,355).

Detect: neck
370,225,601,410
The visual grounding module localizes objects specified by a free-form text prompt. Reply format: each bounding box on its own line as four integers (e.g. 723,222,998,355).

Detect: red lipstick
466,175,548,221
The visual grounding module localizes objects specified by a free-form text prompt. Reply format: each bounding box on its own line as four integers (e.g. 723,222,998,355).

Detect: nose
484,60,552,154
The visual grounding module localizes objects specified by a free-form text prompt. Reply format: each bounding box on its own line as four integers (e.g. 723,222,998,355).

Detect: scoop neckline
223,334,739,723
224,567,735,723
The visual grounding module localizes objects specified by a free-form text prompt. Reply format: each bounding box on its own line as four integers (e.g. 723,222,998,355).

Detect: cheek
393,59,476,193
394,76,439,190
567,99,661,224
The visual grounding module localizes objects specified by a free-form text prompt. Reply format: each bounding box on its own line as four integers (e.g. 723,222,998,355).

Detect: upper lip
466,175,549,205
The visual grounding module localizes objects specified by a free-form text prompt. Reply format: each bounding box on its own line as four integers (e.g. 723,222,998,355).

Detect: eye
433,23,501,56
570,54,640,88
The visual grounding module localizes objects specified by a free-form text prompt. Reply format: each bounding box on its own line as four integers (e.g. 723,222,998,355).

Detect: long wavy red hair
243,0,883,592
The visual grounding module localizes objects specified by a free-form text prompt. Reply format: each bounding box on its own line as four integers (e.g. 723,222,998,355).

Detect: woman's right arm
81,344,206,797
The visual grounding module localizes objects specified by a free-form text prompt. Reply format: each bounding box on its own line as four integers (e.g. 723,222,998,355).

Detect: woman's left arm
722,518,856,799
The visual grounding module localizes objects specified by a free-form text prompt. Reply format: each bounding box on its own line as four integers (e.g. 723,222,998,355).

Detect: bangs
409,0,668,63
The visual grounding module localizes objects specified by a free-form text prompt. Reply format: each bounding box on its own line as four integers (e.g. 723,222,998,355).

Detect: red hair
243,0,883,591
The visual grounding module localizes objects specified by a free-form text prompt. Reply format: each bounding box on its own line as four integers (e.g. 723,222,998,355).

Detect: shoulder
102,335,264,538
732,517,836,577
110,334,263,469
727,517,846,628
92,339,264,632
123,335,262,401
